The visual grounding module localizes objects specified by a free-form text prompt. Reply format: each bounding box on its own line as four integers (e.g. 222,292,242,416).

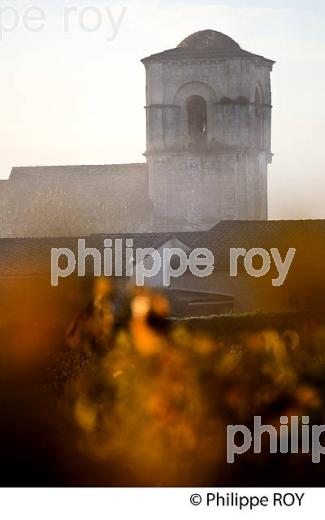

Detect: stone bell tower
141,30,275,231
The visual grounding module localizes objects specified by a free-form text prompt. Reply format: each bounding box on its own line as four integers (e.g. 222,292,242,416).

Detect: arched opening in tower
186,95,207,147
255,87,263,148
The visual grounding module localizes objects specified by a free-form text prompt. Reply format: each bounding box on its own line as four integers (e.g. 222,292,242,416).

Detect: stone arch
251,81,264,105
174,82,218,146
174,81,218,106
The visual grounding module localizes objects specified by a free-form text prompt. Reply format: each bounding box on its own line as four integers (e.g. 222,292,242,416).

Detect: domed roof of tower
142,29,275,66
177,30,241,51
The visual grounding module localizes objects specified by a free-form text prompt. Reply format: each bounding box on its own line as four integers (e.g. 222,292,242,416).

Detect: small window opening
187,95,207,147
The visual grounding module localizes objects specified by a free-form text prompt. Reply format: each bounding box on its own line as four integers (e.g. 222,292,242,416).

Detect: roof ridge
142,47,275,65
11,162,146,171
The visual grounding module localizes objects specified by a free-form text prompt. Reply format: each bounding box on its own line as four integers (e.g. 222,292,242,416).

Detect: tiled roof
1,164,150,238
1,220,325,277
0,232,201,277
193,220,325,268
9,164,147,180
142,30,275,65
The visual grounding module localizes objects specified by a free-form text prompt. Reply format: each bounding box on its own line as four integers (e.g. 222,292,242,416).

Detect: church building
0,30,274,238
143,29,274,231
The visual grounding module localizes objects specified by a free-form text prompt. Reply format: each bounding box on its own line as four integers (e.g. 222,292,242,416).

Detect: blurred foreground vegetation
1,279,325,486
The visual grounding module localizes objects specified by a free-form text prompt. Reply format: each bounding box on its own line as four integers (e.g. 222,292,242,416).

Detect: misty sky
0,0,324,219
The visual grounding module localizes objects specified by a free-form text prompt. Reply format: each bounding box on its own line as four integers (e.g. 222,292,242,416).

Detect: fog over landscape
0,0,324,219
